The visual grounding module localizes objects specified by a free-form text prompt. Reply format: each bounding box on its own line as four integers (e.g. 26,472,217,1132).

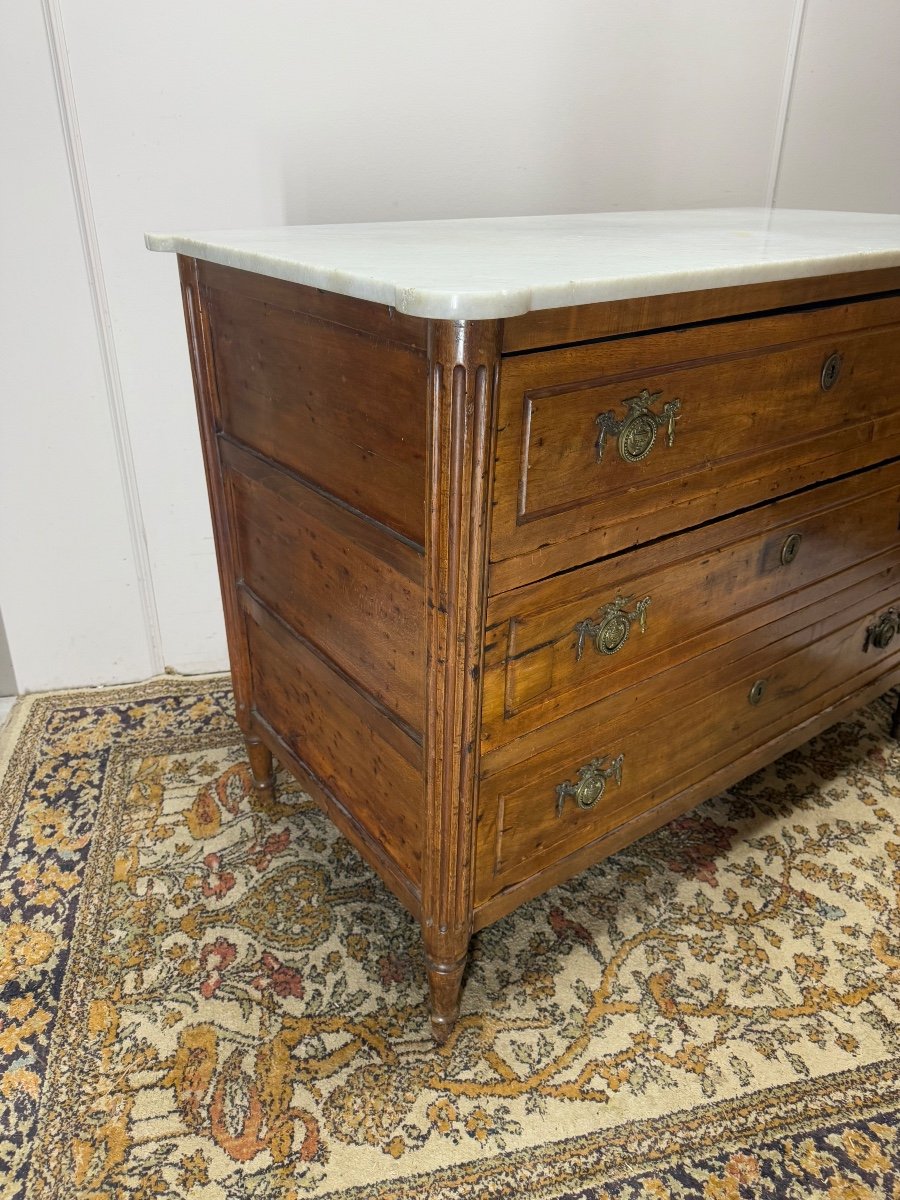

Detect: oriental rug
1,677,898,1199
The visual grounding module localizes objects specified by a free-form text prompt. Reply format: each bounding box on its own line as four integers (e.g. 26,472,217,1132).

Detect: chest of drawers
148,209,900,1041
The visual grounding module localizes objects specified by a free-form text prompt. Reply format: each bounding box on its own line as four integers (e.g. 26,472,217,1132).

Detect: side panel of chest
185,260,430,900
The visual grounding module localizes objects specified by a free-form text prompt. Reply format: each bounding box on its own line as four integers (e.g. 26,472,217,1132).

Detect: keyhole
821,352,842,391
749,679,767,705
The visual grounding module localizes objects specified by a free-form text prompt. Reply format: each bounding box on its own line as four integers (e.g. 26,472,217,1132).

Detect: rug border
311,1056,900,1200
0,675,231,847
23,714,241,1199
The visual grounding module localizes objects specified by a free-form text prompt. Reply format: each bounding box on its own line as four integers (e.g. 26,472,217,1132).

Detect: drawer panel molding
492,295,900,589
477,582,900,903
483,461,900,755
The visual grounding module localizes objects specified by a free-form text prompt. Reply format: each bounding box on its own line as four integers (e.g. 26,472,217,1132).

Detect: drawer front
483,462,900,757
491,295,900,589
475,578,900,905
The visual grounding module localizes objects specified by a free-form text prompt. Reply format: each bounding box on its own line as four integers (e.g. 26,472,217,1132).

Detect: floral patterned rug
1,677,899,1199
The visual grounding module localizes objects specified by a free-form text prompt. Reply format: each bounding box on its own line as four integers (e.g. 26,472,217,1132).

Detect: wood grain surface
223,438,424,734
476,577,900,906
502,267,900,352
483,460,900,753
492,294,900,589
204,266,428,543
245,595,424,885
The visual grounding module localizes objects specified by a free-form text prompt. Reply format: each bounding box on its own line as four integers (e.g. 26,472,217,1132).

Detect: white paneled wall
774,0,900,211
0,2,156,691
2,1,898,691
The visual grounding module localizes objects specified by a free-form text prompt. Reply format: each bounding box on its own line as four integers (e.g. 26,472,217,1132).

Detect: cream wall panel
775,0,900,212
0,1,154,692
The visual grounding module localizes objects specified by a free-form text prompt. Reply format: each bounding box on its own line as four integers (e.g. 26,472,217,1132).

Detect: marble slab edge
145,233,900,321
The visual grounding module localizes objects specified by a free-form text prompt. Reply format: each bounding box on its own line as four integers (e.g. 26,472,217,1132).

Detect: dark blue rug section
558,1113,898,1199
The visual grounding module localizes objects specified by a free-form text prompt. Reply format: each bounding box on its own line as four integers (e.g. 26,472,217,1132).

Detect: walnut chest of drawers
149,209,900,1041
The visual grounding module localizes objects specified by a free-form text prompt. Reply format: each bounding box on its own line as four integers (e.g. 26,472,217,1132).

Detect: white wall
774,0,900,211
0,1,156,691
2,0,898,692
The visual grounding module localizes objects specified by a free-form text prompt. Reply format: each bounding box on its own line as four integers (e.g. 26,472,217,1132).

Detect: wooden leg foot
425,949,468,1044
245,736,275,801
891,692,900,740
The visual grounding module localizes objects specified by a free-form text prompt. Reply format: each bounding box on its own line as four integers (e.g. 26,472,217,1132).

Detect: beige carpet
1,677,898,1198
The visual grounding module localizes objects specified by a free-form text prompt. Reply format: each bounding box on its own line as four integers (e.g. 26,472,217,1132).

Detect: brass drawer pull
864,609,899,652
556,754,623,816
595,389,681,465
748,679,767,705
781,532,803,566
575,594,651,660
821,352,842,391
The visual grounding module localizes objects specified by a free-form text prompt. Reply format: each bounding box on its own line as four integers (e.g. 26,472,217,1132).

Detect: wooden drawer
483,461,900,757
490,294,900,590
475,574,900,905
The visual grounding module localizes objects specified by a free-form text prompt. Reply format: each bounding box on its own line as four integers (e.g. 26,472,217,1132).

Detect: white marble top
146,209,900,320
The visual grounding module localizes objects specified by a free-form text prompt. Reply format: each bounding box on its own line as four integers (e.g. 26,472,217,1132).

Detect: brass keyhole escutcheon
821,352,842,391
781,532,803,566
595,390,681,466
574,595,651,661
620,413,659,463
875,623,896,650
749,679,767,705
864,609,899,652
556,754,624,816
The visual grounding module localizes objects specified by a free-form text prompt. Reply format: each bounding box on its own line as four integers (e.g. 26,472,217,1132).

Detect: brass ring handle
556,754,623,816
595,389,681,465
575,594,651,660
821,352,842,392
863,609,899,653
781,532,803,566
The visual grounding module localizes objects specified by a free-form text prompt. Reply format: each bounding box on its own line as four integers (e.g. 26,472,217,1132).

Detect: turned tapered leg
424,946,469,1044
891,692,900,740
245,735,275,802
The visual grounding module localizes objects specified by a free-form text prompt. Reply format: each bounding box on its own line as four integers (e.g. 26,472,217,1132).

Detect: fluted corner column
422,319,502,1043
